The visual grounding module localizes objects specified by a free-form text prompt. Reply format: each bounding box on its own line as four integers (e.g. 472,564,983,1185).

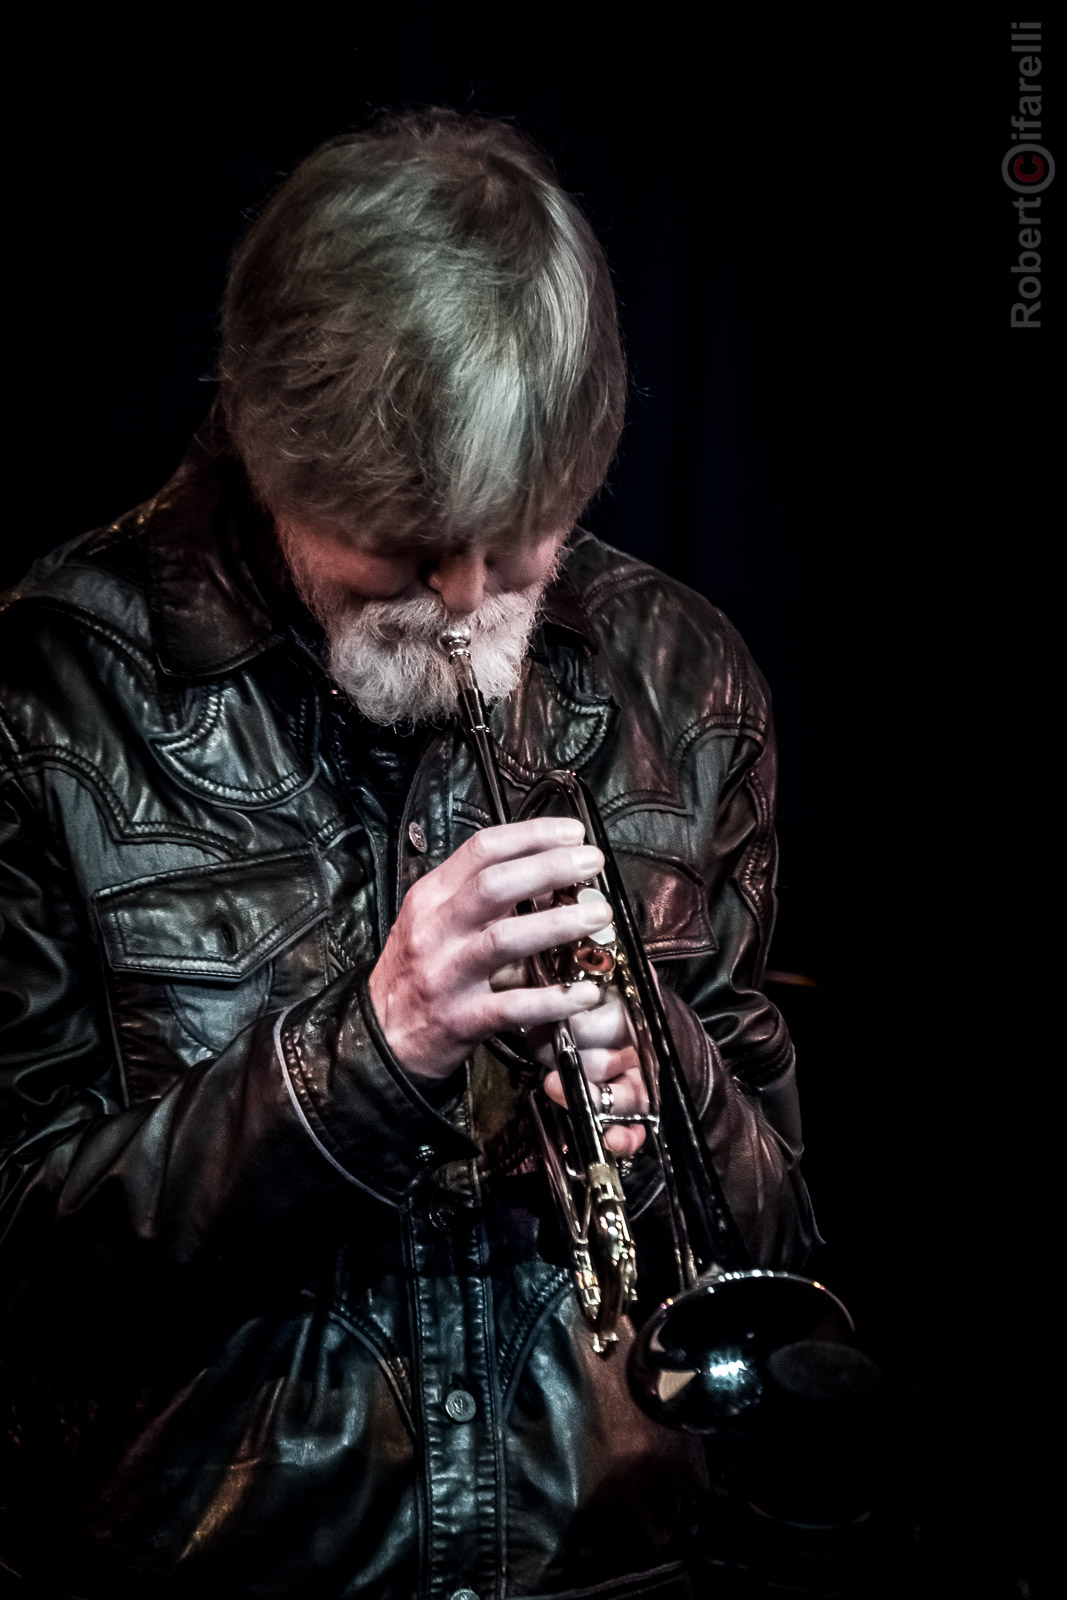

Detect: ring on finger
599,1082,614,1115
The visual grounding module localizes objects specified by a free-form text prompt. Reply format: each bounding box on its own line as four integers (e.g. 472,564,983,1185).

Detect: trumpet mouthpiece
439,625,472,653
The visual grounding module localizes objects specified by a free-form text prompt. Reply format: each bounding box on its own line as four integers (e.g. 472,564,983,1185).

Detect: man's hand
369,817,610,1080
537,993,649,1157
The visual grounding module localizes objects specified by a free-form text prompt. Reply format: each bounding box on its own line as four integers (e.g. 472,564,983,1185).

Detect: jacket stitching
302,809,356,852
12,739,319,819
573,568,772,762
693,1024,716,1119
161,982,241,1055
326,927,354,975
645,935,714,957
275,1010,397,1204
595,788,686,819
735,765,774,945
107,893,320,973
315,1300,416,1439
154,751,317,805
498,1273,571,1412
0,747,247,854
404,1216,435,1599
495,661,611,779
153,685,225,754
163,762,320,804
467,1198,508,1596
153,689,316,801
95,846,321,893
673,714,767,783
529,656,610,720
0,597,157,680
582,725,765,823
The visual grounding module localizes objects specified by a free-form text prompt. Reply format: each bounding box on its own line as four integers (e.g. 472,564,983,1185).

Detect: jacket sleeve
0,770,474,1346
660,706,817,1271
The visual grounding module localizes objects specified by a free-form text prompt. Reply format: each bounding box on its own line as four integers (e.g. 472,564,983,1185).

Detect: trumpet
441,624,852,1430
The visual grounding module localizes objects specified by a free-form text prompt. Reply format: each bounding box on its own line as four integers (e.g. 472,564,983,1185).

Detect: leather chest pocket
612,848,715,959
94,850,328,1100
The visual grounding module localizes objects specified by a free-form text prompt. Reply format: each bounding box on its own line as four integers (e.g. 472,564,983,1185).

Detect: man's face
276,518,567,725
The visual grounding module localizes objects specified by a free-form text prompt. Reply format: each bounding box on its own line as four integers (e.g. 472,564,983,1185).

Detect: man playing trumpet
0,110,814,1599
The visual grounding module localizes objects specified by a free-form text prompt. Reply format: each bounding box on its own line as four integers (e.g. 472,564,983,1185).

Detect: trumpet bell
628,1271,853,1433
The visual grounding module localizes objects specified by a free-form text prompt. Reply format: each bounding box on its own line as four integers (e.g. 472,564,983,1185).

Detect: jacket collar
147,421,285,679
147,418,596,679
536,565,597,655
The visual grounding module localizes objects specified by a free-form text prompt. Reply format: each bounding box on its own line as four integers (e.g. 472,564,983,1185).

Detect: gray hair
218,109,626,546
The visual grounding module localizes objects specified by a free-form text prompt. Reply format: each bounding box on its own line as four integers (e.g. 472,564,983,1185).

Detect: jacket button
415,1144,436,1166
407,820,428,853
444,1389,477,1423
449,1590,479,1600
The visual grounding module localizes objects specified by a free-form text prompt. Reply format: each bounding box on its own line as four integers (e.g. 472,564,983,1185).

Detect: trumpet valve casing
548,883,618,984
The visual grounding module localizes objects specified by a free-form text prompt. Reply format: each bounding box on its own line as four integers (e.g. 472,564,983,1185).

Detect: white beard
281,543,548,725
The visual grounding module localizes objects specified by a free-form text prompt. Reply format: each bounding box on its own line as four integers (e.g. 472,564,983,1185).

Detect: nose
424,550,489,615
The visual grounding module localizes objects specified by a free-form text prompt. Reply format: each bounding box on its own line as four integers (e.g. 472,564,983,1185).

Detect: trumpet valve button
575,887,615,946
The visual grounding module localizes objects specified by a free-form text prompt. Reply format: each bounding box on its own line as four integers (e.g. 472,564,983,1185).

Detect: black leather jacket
0,434,814,1599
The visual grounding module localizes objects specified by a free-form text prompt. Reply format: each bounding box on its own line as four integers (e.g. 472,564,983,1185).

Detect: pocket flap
94,850,327,978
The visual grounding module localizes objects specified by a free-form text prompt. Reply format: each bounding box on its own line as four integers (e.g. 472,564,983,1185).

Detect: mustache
279,539,549,724
340,589,539,646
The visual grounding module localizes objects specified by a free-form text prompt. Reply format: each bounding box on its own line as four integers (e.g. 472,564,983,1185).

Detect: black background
6,5,1053,1593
